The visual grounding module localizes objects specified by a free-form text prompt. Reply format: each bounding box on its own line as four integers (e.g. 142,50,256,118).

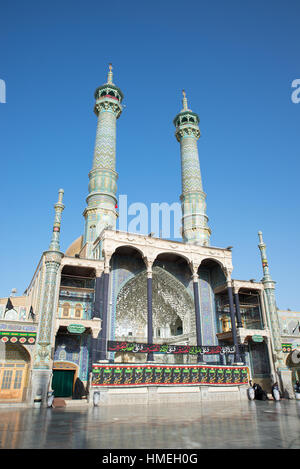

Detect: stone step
64,398,89,407
52,398,66,408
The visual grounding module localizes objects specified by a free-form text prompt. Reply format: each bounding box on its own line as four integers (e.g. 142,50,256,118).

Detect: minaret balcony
94,99,122,117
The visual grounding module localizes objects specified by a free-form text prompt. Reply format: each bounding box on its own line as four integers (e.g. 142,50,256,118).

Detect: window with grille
13,371,23,389
2,370,13,389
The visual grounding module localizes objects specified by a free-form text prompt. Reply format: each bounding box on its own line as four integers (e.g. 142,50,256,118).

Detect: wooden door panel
0,364,27,402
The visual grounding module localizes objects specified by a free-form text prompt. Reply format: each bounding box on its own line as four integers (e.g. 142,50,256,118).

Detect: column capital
192,271,199,282
188,260,200,280
226,279,232,287
95,266,103,277
223,267,233,284
103,251,113,273
143,256,155,278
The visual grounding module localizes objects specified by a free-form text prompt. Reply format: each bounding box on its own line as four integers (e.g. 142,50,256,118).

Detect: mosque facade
0,66,297,405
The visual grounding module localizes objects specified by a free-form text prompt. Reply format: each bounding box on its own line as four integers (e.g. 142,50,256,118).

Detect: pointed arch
115,265,195,339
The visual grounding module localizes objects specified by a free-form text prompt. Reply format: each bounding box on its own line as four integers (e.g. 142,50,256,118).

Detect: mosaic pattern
58,289,94,320
84,75,123,250
155,259,193,293
0,306,28,321
109,255,195,342
180,136,203,192
115,267,195,338
108,256,224,364
110,255,145,355
174,106,211,246
34,251,63,369
53,332,91,382
0,323,36,332
198,269,219,364
92,110,117,170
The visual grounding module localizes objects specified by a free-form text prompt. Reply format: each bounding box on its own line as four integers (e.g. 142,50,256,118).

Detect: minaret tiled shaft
34,190,64,362
173,91,211,246
258,231,285,369
83,65,123,255
48,189,64,251
31,190,64,404
258,231,294,397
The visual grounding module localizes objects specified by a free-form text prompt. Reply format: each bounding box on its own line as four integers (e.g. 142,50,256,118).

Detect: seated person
253,382,268,400
271,381,281,400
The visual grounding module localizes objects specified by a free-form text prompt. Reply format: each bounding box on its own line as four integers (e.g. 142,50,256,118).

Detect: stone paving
0,399,300,449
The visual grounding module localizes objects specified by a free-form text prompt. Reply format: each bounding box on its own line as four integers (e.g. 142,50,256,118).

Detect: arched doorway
0,343,30,402
52,362,78,398
116,265,194,339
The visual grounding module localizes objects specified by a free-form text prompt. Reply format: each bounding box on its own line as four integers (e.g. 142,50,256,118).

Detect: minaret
31,189,65,404
258,231,293,397
83,64,124,257
258,231,282,358
173,90,211,246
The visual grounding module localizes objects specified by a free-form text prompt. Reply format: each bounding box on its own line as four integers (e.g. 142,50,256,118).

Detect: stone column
91,270,103,363
232,285,243,328
192,271,204,363
93,273,103,320
233,286,246,363
226,278,241,363
98,254,111,361
147,275,153,362
144,258,154,362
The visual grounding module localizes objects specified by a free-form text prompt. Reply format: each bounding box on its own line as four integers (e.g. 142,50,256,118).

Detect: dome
65,235,83,257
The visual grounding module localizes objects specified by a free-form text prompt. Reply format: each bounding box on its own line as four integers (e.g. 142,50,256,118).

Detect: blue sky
0,0,299,310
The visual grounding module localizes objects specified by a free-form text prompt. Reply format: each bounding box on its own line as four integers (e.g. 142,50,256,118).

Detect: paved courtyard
0,399,300,449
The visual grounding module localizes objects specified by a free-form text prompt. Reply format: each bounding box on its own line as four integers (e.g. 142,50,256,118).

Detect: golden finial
107,63,113,84
182,89,189,111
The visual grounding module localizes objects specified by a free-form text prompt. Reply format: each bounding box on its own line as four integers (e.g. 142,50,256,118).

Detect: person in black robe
72,378,86,400
253,382,268,400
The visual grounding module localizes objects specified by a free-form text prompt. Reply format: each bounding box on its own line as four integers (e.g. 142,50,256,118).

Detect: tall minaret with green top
83,64,123,257
173,90,211,246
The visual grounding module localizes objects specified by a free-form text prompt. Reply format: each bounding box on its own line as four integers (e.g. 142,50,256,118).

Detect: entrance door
52,370,75,397
0,363,28,402
0,344,30,402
